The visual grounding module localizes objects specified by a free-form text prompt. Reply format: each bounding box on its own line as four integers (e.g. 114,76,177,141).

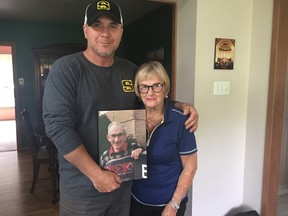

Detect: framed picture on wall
214,38,235,70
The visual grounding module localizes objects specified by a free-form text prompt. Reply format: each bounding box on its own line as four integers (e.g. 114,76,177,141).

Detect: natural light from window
0,50,14,108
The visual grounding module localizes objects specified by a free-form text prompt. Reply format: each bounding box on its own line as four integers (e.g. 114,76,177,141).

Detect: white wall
243,0,273,210
176,0,273,215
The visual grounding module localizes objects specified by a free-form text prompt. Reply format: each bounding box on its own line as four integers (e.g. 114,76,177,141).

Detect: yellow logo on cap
122,80,134,92
97,1,110,10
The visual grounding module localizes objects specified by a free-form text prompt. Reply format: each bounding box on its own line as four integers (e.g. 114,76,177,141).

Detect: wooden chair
42,135,59,204
21,108,59,203
20,108,50,193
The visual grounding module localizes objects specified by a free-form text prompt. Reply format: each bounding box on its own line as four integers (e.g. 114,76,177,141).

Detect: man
43,0,198,215
100,122,145,181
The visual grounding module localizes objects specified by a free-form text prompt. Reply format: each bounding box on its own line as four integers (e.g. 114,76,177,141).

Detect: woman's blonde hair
134,61,170,97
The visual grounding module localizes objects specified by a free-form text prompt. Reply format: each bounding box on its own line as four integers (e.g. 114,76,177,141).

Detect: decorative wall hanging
214,38,235,70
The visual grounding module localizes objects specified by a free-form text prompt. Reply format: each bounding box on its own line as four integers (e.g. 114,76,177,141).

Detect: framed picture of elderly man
98,109,147,181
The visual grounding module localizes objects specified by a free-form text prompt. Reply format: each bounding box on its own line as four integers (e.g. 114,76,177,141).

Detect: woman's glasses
138,83,165,94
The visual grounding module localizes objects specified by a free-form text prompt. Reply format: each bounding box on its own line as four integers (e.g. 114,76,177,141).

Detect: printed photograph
98,109,147,181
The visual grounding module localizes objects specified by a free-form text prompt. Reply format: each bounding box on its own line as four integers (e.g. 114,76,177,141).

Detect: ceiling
0,0,162,26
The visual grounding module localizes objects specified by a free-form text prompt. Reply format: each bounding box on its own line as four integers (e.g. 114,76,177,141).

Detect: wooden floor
1,143,286,216
0,150,59,216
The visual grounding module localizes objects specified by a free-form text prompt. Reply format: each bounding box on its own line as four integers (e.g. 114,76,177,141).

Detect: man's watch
170,200,180,211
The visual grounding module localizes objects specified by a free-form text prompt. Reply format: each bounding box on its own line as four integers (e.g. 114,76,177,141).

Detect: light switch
19,78,24,86
214,81,230,95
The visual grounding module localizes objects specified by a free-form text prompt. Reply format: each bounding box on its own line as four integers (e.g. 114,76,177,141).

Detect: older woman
130,61,198,216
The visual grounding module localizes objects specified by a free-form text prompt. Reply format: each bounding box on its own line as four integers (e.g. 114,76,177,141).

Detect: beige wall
176,0,273,215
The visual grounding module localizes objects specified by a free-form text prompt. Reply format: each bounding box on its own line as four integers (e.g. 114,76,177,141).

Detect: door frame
261,0,288,215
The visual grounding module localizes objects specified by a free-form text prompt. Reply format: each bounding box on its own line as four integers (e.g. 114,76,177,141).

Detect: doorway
0,43,17,152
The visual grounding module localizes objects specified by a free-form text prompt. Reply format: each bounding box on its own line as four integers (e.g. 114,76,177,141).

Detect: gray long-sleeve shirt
43,52,137,199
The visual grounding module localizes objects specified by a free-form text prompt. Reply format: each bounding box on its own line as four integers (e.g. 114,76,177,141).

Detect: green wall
0,19,86,148
0,20,85,120
0,5,171,149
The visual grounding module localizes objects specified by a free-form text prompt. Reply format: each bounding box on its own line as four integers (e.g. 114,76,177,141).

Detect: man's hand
182,103,198,132
91,169,122,192
64,145,122,193
174,102,199,132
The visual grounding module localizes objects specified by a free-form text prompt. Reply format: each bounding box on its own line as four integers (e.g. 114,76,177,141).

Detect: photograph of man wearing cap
43,0,199,215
